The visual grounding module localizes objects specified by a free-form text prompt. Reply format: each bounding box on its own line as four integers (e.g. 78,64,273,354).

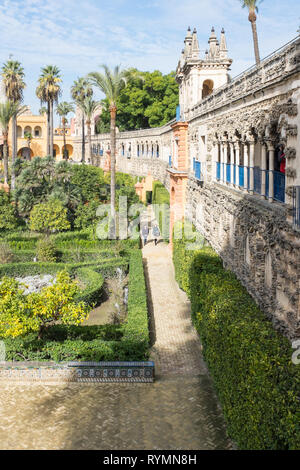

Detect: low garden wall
0,361,154,383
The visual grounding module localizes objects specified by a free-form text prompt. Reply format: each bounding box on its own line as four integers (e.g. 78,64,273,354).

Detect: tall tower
176,27,233,117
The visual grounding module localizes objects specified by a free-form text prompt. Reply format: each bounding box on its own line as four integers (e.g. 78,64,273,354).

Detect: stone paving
0,207,231,450
143,241,206,377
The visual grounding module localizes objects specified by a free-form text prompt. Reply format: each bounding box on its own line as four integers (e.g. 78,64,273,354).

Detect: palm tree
56,101,74,160
0,102,27,185
71,77,93,163
240,0,262,65
77,97,100,164
36,66,62,157
88,65,129,231
39,106,47,115
1,60,26,189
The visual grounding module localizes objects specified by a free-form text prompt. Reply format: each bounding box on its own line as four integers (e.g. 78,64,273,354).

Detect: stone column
261,142,267,199
229,142,235,186
223,142,228,184
249,140,255,193
220,142,224,182
244,143,249,191
169,121,189,247
234,140,240,187
268,142,275,202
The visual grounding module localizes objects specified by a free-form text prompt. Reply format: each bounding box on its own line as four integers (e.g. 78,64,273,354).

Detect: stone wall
186,178,300,339
116,156,170,191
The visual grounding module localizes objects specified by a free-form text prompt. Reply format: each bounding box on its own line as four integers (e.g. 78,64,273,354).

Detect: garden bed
1,250,149,362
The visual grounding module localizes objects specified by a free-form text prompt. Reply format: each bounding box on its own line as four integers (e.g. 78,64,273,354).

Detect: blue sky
0,0,299,121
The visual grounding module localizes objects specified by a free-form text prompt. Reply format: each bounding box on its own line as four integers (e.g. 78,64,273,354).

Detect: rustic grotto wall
185,178,300,339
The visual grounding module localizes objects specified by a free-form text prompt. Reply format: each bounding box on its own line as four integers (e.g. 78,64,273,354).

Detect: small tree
0,190,18,231
0,272,90,339
29,199,70,234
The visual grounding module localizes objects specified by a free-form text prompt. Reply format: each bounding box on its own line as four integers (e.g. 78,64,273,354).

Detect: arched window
24,125,32,136
202,79,214,99
34,126,42,138
53,144,60,158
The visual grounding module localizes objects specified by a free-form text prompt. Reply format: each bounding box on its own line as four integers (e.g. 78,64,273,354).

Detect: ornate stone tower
176,27,233,117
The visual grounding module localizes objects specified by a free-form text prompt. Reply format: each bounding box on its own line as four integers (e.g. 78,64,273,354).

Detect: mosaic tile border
0,361,155,383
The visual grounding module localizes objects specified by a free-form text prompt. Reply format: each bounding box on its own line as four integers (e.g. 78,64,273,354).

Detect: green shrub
0,271,90,339
70,165,105,203
0,242,14,264
29,199,71,234
0,190,19,231
74,199,103,230
36,237,57,262
173,227,300,450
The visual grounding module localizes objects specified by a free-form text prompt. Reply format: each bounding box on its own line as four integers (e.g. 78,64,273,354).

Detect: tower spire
219,28,228,58
208,26,218,59
184,26,193,58
191,28,200,60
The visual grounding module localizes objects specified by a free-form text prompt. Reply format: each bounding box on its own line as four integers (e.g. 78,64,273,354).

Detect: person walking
152,224,160,246
142,224,149,246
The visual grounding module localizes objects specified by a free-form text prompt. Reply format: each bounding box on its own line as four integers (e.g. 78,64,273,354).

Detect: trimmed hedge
152,181,170,240
0,258,128,279
1,249,149,362
1,231,139,251
10,248,122,263
120,249,149,359
75,267,104,306
173,231,300,450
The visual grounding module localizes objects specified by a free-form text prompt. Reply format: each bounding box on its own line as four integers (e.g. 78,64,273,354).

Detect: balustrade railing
273,171,285,203
215,163,285,203
216,162,221,181
226,163,231,184
195,161,201,180
238,165,244,188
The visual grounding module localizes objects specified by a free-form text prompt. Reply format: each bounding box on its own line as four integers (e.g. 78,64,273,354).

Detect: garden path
141,206,207,376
